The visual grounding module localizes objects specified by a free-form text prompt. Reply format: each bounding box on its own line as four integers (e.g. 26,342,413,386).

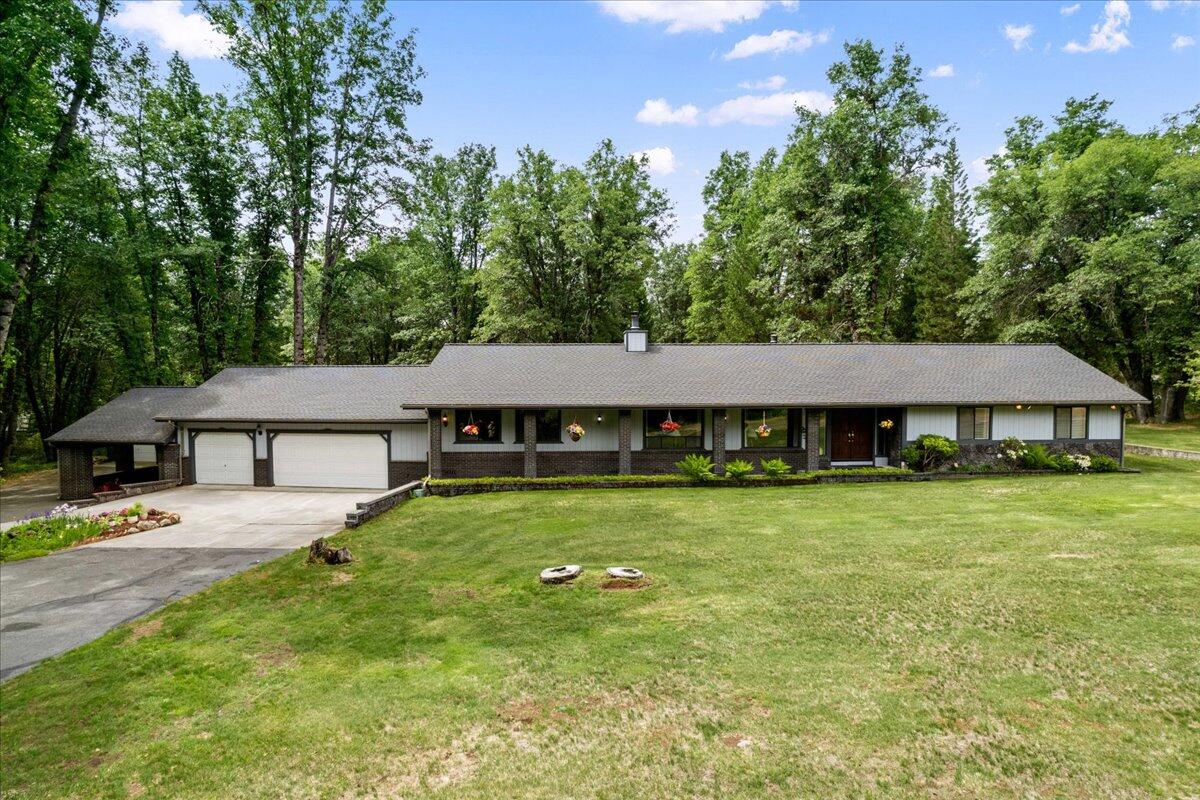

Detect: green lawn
1125,415,1200,452
2,457,1198,798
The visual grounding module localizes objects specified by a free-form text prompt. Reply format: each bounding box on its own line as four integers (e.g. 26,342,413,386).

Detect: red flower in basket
660,419,682,434
757,423,772,438
462,423,480,436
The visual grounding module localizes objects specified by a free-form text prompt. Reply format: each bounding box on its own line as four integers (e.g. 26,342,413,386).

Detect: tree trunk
0,0,109,359
1160,377,1188,423
291,212,306,364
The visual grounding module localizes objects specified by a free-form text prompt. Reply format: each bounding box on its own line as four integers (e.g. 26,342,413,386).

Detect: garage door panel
272,433,387,489
193,432,254,485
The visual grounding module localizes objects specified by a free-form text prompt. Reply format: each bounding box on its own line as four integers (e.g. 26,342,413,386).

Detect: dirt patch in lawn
253,643,296,676
125,618,163,644
331,571,355,585
599,578,653,591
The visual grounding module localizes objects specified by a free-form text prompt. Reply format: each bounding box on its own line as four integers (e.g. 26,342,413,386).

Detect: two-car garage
190,431,389,490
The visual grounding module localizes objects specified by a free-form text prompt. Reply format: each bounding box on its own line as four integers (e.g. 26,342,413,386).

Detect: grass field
1125,414,1200,452
1,456,1197,798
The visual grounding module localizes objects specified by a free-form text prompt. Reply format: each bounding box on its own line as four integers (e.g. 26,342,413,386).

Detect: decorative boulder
605,567,644,580
539,565,582,584
136,520,159,531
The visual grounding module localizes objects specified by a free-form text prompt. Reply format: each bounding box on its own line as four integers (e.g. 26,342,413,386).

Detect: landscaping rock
539,564,582,584
605,566,644,580
136,520,159,531
307,537,354,565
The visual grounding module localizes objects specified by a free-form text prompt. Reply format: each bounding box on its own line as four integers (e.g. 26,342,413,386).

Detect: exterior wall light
1015,404,1023,410
440,412,449,427
596,413,604,423
1110,404,1118,410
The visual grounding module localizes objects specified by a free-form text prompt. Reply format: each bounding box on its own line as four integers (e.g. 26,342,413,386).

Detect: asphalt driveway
0,485,377,679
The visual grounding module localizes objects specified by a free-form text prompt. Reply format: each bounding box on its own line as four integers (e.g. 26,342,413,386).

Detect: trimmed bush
759,458,792,478
1090,454,1120,472
676,454,717,481
1019,444,1055,470
900,434,959,472
724,459,754,480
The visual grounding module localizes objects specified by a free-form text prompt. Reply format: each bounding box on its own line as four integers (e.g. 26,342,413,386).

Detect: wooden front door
830,409,874,461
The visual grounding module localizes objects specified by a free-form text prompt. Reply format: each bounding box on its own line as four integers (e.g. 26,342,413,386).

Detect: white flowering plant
997,436,1027,468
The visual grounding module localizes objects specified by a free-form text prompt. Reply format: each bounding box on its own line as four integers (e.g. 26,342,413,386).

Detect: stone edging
92,478,180,503
345,480,423,528
1124,444,1200,461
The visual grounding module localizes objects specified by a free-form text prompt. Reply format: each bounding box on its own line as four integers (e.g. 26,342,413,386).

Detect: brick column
253,459,272,486
57,445,95,500
157,443,181,483
618,410,632,475
711,409,726,475
428,410,443,478
523,410,537,478
804,410,822,471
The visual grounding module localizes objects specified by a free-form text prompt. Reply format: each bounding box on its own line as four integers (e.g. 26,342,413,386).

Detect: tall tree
760,40,944,342
312,0,424,364
0,0,111,359
202,0,335,364
645,242,693,343
911,139,978,341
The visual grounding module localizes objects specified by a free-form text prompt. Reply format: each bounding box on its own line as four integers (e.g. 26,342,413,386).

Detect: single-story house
48,317,1148,499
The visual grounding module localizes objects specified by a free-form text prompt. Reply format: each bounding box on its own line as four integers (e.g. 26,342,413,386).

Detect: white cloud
632,146,678,176
635,98,701,125
723,28,832,59
707,90,834,125
113,0,230,59
1064,0,1132,53
596,0,771,33
1003,23,1035,50
738,74,787,89
968,145,1008,185
929,63,955,78
1060,3,1082,15
1172,32,1197,47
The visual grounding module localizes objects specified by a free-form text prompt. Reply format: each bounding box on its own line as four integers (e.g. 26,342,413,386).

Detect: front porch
425,407,906,478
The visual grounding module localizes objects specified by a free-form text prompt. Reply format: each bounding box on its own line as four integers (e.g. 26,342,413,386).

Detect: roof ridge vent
624,312,648,353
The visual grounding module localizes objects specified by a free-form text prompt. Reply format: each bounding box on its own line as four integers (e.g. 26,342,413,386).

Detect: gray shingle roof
47,387,192,445
403,343,1149,408
154,366,428,423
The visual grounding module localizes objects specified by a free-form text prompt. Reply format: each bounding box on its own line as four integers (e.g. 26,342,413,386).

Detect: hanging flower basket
461,423,479,437
660,417,682,435
879,418,895,430
566,421,586,442
757,423,772,438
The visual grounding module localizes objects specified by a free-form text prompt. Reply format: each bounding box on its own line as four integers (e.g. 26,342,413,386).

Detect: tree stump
308,538,354,565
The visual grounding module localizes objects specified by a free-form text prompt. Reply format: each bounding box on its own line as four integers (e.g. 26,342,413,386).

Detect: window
454,409,502,443
811,410,826,456
1055,406,1087,440
515,409,562,444
742,408,790,448
957,407,991,440
644,409,703,449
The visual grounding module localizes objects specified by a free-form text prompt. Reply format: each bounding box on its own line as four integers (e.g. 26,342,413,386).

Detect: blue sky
115,0,1199,241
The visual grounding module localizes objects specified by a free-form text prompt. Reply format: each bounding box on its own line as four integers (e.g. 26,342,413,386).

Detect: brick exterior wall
712,410,727,475
428,410,443,478
951,439,1122,466
179,455,193,485
618,411,632,474
539,451,621,476
804,412,822,471
57,445,95,501
253,458,272,487
157,443,181,482
441,451,523,478
389,461,427,487
523,411,537,478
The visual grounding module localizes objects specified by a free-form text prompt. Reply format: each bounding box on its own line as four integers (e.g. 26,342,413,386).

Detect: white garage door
272,433,388,489
193,432,254,485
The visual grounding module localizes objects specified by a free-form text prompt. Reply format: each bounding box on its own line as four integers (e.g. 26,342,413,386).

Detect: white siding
1088,406,1121,439
905,406,957,440
180,427,188,456
390,423,427,461
992,405,1054,440
726,409,744,451
254,428,268,459
133,444,156,463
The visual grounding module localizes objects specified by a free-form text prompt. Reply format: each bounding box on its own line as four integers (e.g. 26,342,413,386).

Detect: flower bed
1,502,181,562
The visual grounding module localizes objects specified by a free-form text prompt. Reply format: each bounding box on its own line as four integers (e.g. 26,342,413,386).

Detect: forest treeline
1,0,1197,466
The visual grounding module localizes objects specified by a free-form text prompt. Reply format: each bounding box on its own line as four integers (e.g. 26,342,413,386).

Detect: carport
46,387,193,501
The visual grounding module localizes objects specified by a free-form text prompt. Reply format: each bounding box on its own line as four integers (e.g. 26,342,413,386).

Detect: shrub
1049,453,1076,472
997,436,1027,469
676,454,716,481
1019,444,1055,470
759,458,792,478
1090,454,1119,472
900,434,959,472
724,459,754,480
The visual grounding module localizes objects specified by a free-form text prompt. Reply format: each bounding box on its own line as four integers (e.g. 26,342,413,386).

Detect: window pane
1071,406,1086,439
644,409,703,449
1055,407,1072,440
743,408,788,447
974,407,990,440
456,409,502,442
815,411,826,456
958,407,974,440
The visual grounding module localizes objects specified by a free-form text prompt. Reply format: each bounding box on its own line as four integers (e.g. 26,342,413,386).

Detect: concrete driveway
0,485,377,679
